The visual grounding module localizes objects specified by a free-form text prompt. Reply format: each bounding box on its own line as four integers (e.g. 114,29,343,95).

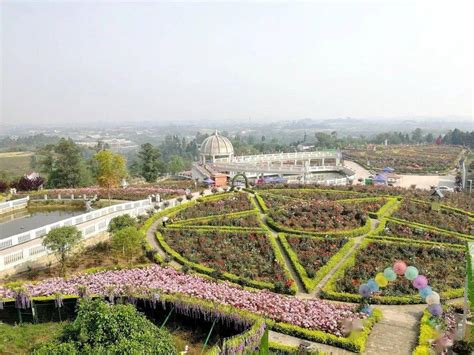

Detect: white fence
0,198,152,271
0,196,29,215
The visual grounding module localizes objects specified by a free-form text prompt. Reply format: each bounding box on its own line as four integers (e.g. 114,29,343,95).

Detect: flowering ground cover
173,193,254,221
380,220,470,245
0,265,365,337
343,144,463,174
177,212,262,228
392,200,474,235
263,189,368,202
160,229,285,284
334,241,465,297
268,199,385,232
285,236,349,278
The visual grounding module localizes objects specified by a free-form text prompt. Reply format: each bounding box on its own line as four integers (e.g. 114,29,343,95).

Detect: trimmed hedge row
367,197,399,219
410,198,474,218
266,233,298,294
370,218,474,246
412,310,438,355
172,209,260,226
278,233,355,293
272,308,382,353
266,215,372,239
320,239,464,305
165,224,265,233
468,243,474,340
387,216,474,240
155,231,295,294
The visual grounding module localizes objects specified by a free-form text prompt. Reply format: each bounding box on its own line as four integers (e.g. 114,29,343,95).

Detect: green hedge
468,243,474,340
267,233,298,294
412,310,438,355
278,233,355,293
272,308,382,353
410,198,473,218
266,215,372,238
255,193,269,212
172,209,260,226
155,231,295,294
320,239,464,304
165,224,265,233
387,216,474,240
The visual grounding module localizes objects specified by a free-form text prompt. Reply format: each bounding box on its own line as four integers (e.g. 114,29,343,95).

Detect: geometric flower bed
285,236,349,279
379,220,470,245
268,199,385,232
160,229,287,285
330,240,465,300
343,145,463,174
261,189,367,202
172,193,254,221
392,200,474,235
0,265,367,337
176,212,262,228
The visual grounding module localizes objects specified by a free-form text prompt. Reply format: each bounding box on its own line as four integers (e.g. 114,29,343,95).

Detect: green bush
108,214,136,233
33,299,176,354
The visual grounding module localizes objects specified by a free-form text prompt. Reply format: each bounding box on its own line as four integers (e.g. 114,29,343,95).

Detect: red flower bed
381,221,467,245
161,229,286,284
287,236,349,277
181,213,261,228
393,200,473,235
269,200,384,232
174,194,253,220
335,241,465,296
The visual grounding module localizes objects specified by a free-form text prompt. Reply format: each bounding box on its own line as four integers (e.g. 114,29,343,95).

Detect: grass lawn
0,151,33,180
0,322,65,354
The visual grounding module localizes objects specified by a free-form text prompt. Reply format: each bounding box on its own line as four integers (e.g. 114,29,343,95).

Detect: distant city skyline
1,1,472,125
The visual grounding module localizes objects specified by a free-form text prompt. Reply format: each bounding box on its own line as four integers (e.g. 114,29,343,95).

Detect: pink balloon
412,275,428,289
393,261,407,275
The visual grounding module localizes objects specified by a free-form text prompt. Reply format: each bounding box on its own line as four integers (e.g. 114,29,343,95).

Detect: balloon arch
358,260,442,317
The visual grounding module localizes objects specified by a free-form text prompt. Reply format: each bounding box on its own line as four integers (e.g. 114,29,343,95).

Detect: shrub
108,214,137,233
33,298,176,354
111,226,144,263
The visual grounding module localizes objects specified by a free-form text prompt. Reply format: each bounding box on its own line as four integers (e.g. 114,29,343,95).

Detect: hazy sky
1,1,472,125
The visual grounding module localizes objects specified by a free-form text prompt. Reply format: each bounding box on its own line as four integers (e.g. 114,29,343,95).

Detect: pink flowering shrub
0,265,363,336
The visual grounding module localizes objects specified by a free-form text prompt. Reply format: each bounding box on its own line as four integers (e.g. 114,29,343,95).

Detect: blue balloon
361,305,372,315
367,279,380,292
359,284,371,298
419,286,433,299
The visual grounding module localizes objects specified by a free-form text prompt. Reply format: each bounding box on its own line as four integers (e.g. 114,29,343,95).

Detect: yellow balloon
375,273,388,288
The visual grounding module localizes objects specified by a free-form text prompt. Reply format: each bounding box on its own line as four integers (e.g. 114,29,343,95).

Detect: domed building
199,130,234,163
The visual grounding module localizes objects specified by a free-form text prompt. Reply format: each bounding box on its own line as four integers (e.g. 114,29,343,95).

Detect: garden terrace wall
278,233,355,293
320,239,465,304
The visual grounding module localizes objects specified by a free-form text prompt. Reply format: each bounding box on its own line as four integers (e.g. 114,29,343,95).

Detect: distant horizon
1,1,472,125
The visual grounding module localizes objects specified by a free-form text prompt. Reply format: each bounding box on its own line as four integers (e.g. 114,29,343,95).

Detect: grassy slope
0,151,33,180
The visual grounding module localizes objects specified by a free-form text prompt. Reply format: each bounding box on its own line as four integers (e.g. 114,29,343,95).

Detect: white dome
200,131,234,157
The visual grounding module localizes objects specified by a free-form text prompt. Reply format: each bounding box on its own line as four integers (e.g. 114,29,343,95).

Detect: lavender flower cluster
0,265,363,336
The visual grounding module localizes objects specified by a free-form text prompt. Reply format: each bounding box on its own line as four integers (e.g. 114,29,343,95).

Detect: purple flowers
0,265,364,336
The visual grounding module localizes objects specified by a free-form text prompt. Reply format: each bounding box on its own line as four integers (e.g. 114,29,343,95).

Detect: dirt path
145,218,182,269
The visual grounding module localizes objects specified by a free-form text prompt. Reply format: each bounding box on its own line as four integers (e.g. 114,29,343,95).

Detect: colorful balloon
404,266,419,281
367,279,380,292
426,292,440,305
359,284,371,298
375,273,388,288
419,286,433,299
393,261,407,275
412,275,428,289
428,303,443,317
383,267,397,281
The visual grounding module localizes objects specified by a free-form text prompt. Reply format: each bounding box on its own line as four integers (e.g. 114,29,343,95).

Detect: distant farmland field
0,151,33,179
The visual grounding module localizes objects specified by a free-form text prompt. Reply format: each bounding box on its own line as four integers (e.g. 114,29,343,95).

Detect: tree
411,128,423,143
34,298,176,354
42,226,82,276
167,155,185,175
111,226,143,263
108,214,136,233
137,143,164,182
92,150,128,201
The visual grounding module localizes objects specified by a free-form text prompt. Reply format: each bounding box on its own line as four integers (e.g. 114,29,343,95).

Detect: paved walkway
365,304,425,355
